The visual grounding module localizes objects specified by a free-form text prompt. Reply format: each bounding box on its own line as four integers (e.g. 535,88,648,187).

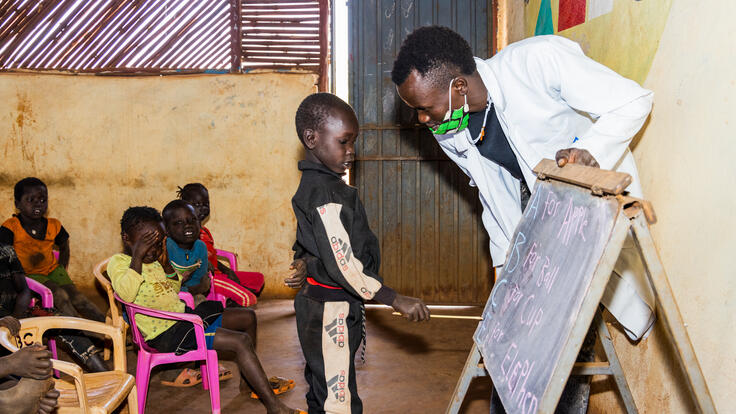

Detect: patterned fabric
1,217,65,275
107,253,184,341
211,273,256,307
166,239,208,292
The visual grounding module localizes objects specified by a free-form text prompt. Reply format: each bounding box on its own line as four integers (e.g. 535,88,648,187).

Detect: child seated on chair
108,206,302,413
161,199,233,387
0,316,59,414
162,200,211,307
0,243,108,372
0,178,105,324
177,183,260,306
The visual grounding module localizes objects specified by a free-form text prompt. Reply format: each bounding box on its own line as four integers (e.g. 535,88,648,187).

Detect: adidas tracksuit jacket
292,160,397,414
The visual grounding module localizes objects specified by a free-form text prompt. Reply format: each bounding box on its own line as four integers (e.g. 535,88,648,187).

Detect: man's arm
538,36,653,169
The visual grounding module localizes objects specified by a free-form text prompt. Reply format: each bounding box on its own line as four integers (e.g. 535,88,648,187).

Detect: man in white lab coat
392,26,655,413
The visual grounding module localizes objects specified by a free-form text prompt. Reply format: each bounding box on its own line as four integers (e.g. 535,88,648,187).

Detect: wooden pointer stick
391,312,482,320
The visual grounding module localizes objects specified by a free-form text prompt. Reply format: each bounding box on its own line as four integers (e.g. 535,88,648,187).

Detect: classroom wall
515,0,735,411
0,72,316,299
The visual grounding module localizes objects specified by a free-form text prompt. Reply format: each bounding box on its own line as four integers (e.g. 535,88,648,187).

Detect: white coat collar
474,57,505,112
438,58,503,157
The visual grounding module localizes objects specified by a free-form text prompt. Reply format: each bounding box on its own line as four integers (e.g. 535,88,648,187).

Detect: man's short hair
391,26,476,89
120,206,162,234
295,92,355,144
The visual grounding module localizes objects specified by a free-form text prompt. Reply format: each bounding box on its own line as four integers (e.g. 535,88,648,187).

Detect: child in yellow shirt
108,206,303,414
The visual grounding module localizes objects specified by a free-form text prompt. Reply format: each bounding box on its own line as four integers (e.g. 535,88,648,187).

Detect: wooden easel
446,160,716,414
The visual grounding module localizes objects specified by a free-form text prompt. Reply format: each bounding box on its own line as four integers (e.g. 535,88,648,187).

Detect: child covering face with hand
108,206,303,414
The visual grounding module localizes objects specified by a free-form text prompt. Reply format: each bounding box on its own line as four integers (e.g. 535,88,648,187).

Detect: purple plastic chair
113,291,221,414
25,276,59,377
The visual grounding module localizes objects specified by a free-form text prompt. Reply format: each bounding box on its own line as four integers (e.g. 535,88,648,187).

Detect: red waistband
307,277,342,290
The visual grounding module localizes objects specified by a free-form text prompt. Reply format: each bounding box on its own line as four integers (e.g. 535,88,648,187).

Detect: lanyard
471,94,493,144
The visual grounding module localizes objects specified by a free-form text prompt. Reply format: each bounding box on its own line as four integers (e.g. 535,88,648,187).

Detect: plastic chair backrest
215,249,238,270
0,316,136,414
207,249,239,306
112,290,220,413
24,277,59,377
92,258,127,328
25,277,53,308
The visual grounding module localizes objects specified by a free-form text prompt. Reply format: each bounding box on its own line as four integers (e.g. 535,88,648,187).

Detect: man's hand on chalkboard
555,148,600,168
391,294,430,322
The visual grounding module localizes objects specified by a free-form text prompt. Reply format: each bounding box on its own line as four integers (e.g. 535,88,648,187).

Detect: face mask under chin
429,78,470,135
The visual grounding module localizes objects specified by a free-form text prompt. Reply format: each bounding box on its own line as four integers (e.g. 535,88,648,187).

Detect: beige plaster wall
0,72,316,300
517,0,734,411
631,1,736,411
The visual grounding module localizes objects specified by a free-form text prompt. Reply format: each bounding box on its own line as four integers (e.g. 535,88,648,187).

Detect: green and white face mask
429,78,470,135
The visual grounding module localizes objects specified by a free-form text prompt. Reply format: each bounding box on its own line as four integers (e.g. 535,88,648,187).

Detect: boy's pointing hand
391,294,430,322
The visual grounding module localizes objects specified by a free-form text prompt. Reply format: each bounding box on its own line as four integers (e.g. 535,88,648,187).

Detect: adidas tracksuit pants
295,291,364,414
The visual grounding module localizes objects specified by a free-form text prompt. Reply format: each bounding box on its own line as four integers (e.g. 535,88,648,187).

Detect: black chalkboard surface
474,179,624,413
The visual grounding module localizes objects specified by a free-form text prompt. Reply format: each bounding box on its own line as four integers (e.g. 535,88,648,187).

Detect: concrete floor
133,299,491,413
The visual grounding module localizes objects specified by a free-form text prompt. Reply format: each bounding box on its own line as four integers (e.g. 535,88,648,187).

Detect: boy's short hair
295,92,355,144
14,177,46,201
120,206,162,234
177,183,207,200
162,199,194,223
391,25,476,89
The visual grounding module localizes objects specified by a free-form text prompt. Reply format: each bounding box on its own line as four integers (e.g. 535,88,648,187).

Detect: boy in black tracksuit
290,93,430,414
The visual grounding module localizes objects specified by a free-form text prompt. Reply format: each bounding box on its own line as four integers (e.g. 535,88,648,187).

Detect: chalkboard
474,179,627,414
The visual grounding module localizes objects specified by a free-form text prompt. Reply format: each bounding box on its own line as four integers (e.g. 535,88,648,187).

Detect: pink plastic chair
205,274,227,307
25,276,59,377
205,249,241,306
114,291,220,414
208,249,263,298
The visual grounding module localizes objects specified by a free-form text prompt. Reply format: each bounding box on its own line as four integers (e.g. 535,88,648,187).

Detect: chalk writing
536,256,560,295
519,295,543,337
506,232,526,274
500,282,524,316
474,178,620,413
557,198,590,246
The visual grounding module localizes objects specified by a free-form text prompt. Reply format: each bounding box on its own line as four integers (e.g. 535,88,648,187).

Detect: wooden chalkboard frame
448,160,716,414
473,178,631,413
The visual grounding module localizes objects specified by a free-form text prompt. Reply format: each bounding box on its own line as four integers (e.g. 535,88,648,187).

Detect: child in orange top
177,183,262,306
0,178,105,323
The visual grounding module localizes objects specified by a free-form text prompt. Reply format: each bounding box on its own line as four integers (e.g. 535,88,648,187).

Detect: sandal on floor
218,364,233,381
161,368,202,387
250,376,295,399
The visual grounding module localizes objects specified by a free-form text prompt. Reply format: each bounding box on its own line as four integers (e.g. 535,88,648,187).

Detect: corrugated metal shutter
349,0,494,304
0,0,329,88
